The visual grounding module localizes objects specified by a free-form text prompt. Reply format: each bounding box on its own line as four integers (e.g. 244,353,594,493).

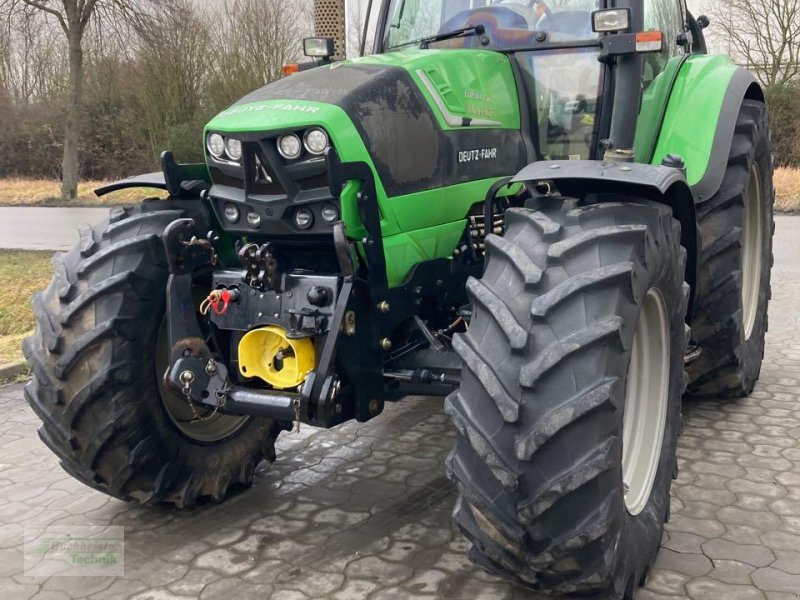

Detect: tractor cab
378,0,605,161
381,0,598,49
364,0,704,163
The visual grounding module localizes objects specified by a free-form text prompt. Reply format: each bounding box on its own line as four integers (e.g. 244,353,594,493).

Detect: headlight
304,128,329,155
223,203,240,223
277,134,302,160
225,138,243,161
207,133,225,158
294,208,314,230
246,211,262,227
592,8,630,32
320,203,339,223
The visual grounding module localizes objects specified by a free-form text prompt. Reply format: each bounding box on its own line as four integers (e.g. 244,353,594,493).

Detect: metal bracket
161,218,330,423
238,242,279,291
304,277,353,426
162,219,222,401
162,218,217,275
326,149,387,294
482,176,514,248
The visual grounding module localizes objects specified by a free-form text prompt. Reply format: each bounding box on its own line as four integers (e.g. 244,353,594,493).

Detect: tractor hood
204,50,527,199
202,49,528,273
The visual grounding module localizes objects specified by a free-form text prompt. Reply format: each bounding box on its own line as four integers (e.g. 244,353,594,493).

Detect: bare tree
134,0,209,161
0,7,65,104
0,0,162,199
205,0,311,109
0,0,318,182
346,0,365,58
709,0,800,86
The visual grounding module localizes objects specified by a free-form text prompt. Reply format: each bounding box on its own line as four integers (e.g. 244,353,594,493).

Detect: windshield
385,0,603,50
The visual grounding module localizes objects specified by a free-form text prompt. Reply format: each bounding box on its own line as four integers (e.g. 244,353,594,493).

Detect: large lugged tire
23,201,282,508
446,198,689,598
687,100,774,397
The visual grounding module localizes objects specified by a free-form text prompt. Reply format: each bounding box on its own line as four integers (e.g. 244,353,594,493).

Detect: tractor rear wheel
687,99,774,397
447,198,688,597
23,201,282,507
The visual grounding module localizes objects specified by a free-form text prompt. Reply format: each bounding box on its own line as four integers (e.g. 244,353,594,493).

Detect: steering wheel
438,5,538,48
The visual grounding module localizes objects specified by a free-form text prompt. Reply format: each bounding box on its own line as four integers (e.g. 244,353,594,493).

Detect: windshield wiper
389,24,486,50
391,0,407,28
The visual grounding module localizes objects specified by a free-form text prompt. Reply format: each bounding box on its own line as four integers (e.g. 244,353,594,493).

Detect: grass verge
0,251,53,364
775,167,800,213
0,178,163,207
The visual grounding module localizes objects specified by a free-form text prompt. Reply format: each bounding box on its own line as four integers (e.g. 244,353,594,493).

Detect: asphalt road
0,207,109,251
0,216,799,600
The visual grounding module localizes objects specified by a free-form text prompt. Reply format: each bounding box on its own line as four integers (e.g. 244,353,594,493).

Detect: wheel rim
742,163,763,341
156,320,249,443
622,288,670,516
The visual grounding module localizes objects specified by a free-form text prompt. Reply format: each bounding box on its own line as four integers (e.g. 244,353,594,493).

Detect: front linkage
160,151,471,431
161,216,349,428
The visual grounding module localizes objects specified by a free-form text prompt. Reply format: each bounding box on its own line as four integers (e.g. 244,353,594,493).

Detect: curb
0,361,28,380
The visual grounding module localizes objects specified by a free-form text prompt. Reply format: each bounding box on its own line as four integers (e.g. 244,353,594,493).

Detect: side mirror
697,15,710,29
303,37,336,59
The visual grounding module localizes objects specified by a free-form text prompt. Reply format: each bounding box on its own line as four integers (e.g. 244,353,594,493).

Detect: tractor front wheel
23,201,282,507
447,197,688,597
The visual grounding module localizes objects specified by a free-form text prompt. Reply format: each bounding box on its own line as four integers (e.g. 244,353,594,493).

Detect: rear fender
511,160,697,321
650,56,763,202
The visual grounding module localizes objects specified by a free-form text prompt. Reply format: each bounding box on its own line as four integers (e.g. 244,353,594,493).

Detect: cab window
642,0,686,88
384,0,601,51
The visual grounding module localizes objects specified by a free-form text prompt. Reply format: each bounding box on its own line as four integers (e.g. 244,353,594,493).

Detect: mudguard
511,159,687,196
95,152,210,198
649,55,763,202
94,172,169,197
511,159,697,319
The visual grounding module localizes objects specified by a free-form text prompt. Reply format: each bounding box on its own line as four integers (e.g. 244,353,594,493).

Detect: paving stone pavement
1,216,800,600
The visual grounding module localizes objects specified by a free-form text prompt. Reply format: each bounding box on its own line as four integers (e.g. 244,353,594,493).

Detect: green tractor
24,0,772,596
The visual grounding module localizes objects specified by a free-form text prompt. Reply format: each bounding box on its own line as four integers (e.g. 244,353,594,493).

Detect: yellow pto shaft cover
238,326,315,389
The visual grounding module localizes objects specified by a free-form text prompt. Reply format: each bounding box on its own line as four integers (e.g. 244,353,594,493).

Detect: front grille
208,167,243,189
246,145,285,196
208,141,285,196
295,172,329,191
208,137,330,198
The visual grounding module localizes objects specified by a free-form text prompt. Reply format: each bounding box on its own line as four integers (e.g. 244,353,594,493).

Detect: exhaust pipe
313,0,346,60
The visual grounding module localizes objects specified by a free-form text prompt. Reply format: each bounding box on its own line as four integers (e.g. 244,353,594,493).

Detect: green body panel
353,49,520,130
633,56,685,164
204,49,523,287
389,177,503,232
647,54,738,186
201,49,741,287
383,220,467,287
